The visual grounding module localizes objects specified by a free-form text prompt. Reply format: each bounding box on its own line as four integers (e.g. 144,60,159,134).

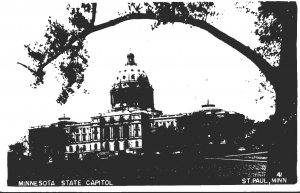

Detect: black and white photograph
0,0,298,191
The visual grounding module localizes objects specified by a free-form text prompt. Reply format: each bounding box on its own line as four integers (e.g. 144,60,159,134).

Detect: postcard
1,1,298,192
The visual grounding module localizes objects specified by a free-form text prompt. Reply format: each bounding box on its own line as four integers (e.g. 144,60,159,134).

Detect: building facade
28,53,244,161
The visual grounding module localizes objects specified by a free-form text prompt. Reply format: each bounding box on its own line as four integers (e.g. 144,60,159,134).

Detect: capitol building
28,53,244,161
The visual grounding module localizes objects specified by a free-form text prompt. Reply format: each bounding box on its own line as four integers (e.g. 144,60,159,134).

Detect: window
111,127,115,139
83,135,86,141
94,143,97,150
69,146,73,152
131,69,134,71
123,76,126,79
71,136,75,143
94,133,98,140
101,128,105,139
83,128,86,133
114,141,119,151
135,141,139,147
131,74,135,80
105,142,109,151
124,140,129,149
110,117,115,123
83,145,86,151
76,145,79,152
134,126,140,137
113,126,119,139
123,125,129,138
117,77,119,80
119,127,123,138
76,135,80,142
104,127,110,140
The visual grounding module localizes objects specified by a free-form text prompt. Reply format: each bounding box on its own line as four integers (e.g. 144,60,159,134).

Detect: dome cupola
110,53,154,111
126,53,136,66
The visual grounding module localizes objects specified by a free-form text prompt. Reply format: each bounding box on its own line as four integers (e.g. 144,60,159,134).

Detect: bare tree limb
91,3,97,25
17,62,36,74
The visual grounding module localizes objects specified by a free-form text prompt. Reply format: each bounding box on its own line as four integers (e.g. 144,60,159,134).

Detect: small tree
9,142,27,158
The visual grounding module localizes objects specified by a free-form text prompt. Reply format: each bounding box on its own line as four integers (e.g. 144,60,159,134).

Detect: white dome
114,65,148,85
112,53,150,89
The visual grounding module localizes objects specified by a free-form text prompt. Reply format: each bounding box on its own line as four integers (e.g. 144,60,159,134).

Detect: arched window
123,75,126,79
83,145,86,151
94,143,97,150
69,146,73,152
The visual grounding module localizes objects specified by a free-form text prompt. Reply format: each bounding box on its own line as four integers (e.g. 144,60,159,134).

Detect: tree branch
23,12,275,87
181,17,276,85
91,13,275,85
17,62,36,74
91,3,97,25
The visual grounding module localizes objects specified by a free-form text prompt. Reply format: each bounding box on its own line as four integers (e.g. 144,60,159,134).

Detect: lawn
8,153,267,185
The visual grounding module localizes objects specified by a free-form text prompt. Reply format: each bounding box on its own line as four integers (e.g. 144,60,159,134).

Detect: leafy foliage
23,3,95,104
9,136,28,157
22,2,218,104
21,2,220,104
250,2,297,181
254,3,282,67
135,2,217,29
254,2,297,120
